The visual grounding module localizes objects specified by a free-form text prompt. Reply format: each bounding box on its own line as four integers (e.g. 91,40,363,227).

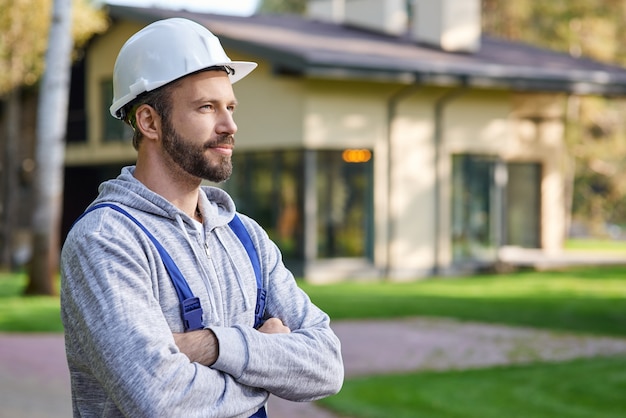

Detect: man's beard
161,116,233,183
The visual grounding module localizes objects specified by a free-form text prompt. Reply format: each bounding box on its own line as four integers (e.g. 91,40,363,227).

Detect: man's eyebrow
191,97,238,106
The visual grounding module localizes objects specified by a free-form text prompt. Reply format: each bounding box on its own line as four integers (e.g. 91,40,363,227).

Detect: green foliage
483,1,626,234
0,0,108,95
320,355,626,418
258,0,306,14
483,0,626,63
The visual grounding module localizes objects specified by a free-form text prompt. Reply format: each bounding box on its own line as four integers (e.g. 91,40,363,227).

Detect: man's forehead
173,71,235,96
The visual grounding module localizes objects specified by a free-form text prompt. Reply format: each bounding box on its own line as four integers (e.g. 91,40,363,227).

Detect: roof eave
286,64,626,96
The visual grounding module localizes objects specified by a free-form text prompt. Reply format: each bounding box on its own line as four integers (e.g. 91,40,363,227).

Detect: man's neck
134,157,202,220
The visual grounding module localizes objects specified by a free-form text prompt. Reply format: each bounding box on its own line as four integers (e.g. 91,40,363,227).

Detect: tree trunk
26,0,73,295
1,88,20,269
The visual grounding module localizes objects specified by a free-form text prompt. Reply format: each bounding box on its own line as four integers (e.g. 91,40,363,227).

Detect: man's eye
201,104,214,111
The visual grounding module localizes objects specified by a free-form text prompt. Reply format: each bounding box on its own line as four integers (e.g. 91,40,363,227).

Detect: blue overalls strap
249,406,268,418
227,215,268,418
228,214,266,328
75,203,204,331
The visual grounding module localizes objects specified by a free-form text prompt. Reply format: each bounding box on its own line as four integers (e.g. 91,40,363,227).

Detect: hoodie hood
93,166,236,230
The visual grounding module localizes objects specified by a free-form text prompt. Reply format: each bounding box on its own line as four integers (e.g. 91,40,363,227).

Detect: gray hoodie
61,166,344,417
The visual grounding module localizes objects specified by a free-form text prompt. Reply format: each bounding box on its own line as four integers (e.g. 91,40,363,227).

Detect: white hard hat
110,18,258,119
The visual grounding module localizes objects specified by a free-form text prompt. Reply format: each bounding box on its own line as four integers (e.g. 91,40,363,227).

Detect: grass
302,265,626,418
565,238,626,253
319,356,626,418
0,272,63,332
301,266,626,337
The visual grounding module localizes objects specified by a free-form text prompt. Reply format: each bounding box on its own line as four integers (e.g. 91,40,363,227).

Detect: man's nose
217,110,237,136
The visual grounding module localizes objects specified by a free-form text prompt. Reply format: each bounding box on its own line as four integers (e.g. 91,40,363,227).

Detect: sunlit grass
0,272,63,333
565,238,626,253
320,355,626,418
301,266,626,337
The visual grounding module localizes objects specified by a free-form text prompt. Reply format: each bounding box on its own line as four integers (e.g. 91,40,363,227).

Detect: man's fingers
258,317,291,334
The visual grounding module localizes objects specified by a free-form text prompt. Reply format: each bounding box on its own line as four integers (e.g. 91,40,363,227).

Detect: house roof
108,5,626,96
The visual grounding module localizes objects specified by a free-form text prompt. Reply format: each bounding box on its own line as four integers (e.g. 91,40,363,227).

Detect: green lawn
0,273,63,332
564,238,626,253
319,355,626,418
301,266,626,337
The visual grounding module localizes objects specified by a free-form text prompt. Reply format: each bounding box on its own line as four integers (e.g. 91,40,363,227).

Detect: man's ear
135,104,161,141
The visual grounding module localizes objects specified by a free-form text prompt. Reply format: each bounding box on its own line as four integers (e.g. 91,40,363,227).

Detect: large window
316,150,373,259
66,59,87,143
506,162,541,248
101,79,132,142
224,149,374,262
226,150,305,259
451,154,498,261
451,155,541,262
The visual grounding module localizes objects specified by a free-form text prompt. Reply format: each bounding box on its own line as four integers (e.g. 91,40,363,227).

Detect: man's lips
209,145,233,156
207,141,234,156
206,137,234,156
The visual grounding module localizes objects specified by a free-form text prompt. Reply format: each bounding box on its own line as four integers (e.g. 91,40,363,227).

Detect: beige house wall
303,80,389,149
384,89,432,277
227,52,305,150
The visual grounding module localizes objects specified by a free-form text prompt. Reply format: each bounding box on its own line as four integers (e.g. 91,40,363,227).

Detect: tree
25,0,74,295
0,0,107,277
0,0,107,293
0,0,50,269
258,0,306,14
483,0,626,237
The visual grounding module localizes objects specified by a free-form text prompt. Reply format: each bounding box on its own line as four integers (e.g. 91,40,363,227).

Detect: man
61,18,343,418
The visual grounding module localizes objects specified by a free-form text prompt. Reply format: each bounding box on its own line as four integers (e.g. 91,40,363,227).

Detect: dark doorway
62,164,128,242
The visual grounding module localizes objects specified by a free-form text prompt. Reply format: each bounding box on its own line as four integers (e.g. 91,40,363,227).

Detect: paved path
2,317,626,418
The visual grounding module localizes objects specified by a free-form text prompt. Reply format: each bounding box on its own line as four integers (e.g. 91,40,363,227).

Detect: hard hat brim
229,61,258,84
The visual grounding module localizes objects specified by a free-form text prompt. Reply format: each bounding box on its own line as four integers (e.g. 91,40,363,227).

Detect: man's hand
173,329,219,366
173,318,289,366
258,317,290,334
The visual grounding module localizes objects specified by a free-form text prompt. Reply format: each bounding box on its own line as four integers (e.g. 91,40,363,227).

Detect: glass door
506,163,541,248
451,155,498,261
452,155,542,263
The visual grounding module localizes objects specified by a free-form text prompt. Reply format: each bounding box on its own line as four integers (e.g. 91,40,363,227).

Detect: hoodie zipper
204,241,211,259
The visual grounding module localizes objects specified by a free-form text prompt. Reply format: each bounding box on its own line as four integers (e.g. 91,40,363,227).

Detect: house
61,0,626,281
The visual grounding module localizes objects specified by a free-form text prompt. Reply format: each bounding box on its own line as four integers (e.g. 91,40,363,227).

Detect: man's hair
121,66,233,150
122,85,174,150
